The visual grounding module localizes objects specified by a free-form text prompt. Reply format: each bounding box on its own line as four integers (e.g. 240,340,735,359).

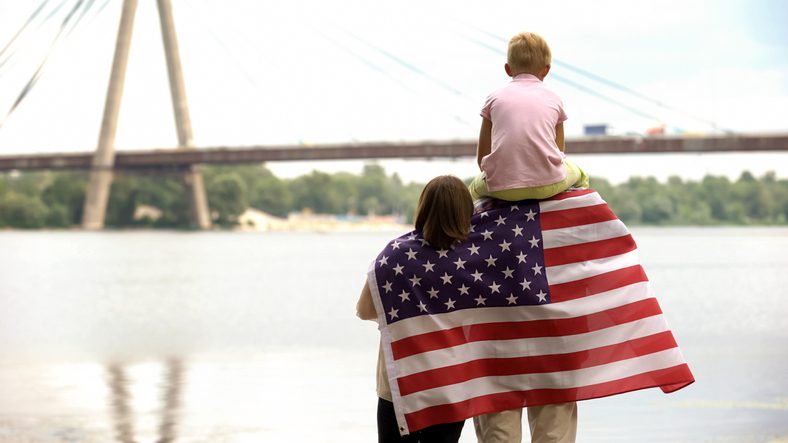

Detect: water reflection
106,358,185,443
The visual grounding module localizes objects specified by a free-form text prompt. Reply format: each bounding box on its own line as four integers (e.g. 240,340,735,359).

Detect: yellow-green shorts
469,158,590,201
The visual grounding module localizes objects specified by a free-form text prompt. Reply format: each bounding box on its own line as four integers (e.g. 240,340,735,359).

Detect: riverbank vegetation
1,164,786,228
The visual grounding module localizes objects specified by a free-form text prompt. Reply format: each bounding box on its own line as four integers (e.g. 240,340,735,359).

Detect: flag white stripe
539,192,606,213
542,219,631,249
402,348,685,413
545,249,641,285
387,281,652,341
395,313,670,377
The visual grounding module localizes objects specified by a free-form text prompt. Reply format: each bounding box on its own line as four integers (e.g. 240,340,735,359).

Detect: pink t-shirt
480,73,568,191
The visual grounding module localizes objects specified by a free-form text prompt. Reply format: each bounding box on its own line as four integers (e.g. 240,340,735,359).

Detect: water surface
1,228,787,442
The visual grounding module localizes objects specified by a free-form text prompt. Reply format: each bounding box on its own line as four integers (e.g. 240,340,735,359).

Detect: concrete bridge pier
82,0,138,230
83,0,211,229
157,0,210,229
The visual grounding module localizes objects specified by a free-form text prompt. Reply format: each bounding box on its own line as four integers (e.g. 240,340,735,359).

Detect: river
1,228,787,442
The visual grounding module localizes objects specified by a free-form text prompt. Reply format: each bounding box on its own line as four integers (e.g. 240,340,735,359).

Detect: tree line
1,164,786,229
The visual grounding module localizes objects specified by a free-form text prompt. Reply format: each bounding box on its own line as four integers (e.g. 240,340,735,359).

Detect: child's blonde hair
507,32,551,76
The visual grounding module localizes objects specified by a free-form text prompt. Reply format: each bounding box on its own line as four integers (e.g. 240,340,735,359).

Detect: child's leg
488,172,577,201
488,160,589,202
468,173,489,201
563,158,590,189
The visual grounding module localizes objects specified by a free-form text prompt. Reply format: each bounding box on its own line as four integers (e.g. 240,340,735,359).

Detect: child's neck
512,72,543,81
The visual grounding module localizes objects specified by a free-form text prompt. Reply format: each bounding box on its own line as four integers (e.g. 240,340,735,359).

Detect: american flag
367,189,694,435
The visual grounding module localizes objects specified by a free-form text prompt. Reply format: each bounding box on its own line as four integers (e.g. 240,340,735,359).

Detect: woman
356,175,473,442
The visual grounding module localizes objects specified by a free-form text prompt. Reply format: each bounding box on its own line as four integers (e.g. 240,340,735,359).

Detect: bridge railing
1,133,787,172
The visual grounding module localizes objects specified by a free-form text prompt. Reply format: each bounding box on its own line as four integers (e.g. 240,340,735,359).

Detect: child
468,31,589,201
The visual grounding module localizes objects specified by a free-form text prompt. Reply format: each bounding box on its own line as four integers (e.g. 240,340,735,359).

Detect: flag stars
501,267,515,279
409,274,422,287
525,209,537,221
498,240,512,252
398,290,411,302
407,233,417,240
417,301,429,312
388,307,399,319
382,281,393,293
510,205,519,212
378,255,389,266
480,211,489,218
506,293,519,305
437,249,449,258
516,251,528,264
528,236,541,249
458,284,470,296
535,290,548,303
481,230,493,240
520,278,532,291
440,272,454,285
512,225,524,237
422,261,436,273
393,264,404,275
532,263,543,275
391,240,401,250
406,248,419,260
420,238,430,247
488,281,501,294
453,258,467,270
467,243,480,255
495,215,507,226
444,298,456,310
469,224,476,233
475,295,487,306
427,287,440,299
485,255,498,267
471,270,484,282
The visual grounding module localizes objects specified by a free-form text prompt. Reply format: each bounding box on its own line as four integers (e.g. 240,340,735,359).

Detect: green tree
249,175,292,217
46,204,71,228
289,170,344,214
0,192,48,228
207,173,248,226
41,172,87,226
358,164,392,215
699,175,733,221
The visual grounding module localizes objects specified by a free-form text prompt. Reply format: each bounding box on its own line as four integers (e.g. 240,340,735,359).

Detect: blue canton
374,200,550,324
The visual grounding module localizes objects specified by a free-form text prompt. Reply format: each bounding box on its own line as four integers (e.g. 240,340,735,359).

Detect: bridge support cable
0,0,92,128
82,0,138,230
156,0,211,229
464,28,728,134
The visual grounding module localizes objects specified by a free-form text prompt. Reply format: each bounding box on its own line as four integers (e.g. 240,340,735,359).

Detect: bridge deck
1,134,787,171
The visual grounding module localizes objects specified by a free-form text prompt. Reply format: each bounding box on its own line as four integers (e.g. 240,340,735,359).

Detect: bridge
3,133,787,172
3,1,787,230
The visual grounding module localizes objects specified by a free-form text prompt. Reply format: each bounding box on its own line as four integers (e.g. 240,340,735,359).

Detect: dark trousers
377,398,464,443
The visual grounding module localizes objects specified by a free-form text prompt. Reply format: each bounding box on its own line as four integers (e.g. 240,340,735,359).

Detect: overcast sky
0,0,786,183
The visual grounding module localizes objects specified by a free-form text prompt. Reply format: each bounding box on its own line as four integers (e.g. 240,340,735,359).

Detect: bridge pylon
82,0,211,230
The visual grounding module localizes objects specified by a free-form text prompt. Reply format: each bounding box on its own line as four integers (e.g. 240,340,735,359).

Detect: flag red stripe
403,364,694,432
391,298,663,360
539,203,617,230
397,331,677,396
543,188,597,201
548,265,649,303
543,234,637,267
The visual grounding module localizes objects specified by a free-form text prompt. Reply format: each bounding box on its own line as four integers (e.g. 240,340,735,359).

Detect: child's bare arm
555,122,566,152
477,117,493,169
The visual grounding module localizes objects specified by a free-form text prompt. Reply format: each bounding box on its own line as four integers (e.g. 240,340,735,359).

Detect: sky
0,0,786,184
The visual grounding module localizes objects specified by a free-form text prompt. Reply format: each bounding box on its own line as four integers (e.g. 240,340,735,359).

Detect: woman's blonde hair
507,32,551,76
414,175,473,250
